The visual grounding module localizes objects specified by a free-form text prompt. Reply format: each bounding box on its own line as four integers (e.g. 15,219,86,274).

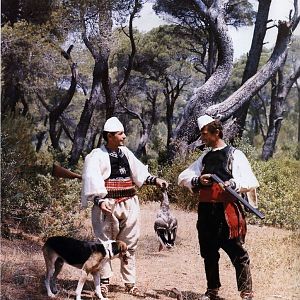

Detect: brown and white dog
42,236,128,300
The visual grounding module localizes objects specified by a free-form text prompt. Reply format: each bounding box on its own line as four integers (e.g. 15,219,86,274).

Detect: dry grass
1,202,299,300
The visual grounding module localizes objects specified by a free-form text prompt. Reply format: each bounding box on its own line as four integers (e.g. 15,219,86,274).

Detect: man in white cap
178,115,259,300
81,116,168,297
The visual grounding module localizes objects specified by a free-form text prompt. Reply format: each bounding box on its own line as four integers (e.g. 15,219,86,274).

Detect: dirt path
1,202,299,300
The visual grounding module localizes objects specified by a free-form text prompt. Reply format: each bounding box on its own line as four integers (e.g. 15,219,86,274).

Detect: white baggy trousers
91,196,140,284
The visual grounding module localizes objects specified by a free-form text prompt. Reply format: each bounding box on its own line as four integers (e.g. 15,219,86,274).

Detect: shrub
1,114,83,238
252,157,300,230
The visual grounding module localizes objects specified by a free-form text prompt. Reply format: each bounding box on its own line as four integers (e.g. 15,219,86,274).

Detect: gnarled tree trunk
69,0,140,165
170,0,234,157
205,21,297,135
69,3,113,165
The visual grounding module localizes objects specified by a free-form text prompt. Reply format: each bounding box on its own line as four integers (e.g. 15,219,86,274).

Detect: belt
105,178,136,202
106,188,136,199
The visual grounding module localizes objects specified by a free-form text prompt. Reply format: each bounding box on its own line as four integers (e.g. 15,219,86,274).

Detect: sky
133,0,300,60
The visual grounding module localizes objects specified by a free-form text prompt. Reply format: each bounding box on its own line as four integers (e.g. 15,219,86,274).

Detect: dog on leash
42,236,128,300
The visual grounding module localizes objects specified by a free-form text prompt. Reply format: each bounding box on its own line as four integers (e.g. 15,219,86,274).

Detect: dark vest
107,148,131,179
201,145,235,181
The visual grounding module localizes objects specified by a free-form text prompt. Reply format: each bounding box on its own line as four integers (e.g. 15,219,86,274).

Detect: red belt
105,178,136,203
199,182,235,203
198,183,246,239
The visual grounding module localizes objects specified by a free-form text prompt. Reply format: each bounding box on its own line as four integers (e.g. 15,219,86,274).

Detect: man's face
107,131,126,148
200,126,219,147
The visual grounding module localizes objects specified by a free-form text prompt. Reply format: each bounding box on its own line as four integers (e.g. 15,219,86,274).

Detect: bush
1,114,83,238
252,157,300,230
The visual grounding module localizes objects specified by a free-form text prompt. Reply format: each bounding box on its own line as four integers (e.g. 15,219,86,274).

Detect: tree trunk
234,0,271,135
135,91,157,158
297,79,300,143
49,58,77,149
205,31,217,82
170,0,234,157
69,2,113,165
69,59,103,164
135,129,149,159
69,1,140,164
262,63,300,160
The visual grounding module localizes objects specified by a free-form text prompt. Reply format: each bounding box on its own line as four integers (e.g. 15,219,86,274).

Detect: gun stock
52,163,82,180
210,174,265,219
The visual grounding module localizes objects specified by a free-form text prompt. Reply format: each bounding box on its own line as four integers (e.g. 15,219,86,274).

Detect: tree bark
205,21,295,125
205,30,217,82
49,49,78,149
261,63,300,160
170,0,234,157
234,0,271,134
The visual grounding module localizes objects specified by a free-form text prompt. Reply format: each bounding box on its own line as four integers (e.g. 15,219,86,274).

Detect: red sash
104,178,136,203
199,183,246,239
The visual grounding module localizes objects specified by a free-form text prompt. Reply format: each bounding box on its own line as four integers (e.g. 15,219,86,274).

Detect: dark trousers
197,203,252,292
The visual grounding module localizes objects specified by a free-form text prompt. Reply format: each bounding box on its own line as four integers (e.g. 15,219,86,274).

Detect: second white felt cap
197,115,215,130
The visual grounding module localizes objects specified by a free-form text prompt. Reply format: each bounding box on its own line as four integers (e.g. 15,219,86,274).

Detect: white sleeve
81,150,108,208
231,149,259,193
178,155,204,190
122,147,151,187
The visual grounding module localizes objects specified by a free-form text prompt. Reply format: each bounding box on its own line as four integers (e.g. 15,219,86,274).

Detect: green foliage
1,114,82,238
252,157,300,230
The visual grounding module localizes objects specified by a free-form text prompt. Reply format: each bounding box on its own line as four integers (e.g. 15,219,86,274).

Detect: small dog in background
42,236,129,300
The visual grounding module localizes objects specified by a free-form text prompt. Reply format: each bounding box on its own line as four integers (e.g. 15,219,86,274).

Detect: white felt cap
103,117,124,132
197,115,215,131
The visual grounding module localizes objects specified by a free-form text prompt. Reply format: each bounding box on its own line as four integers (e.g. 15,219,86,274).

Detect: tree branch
205,21,294,120
117,0,140,94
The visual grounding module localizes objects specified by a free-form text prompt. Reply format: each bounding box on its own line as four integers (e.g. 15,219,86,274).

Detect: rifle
52,163,82,180
210,174,265,219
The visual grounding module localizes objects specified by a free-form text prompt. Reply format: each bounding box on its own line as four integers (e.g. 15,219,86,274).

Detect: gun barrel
52,163,82,180
210,174,265,219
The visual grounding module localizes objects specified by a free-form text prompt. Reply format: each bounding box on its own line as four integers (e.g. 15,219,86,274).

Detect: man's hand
199,174,212,186
156,178,169,189
100,200,112,213
219,179,236,191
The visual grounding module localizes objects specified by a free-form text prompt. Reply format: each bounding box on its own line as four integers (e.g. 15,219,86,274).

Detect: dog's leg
43,247,57,298
93,271,107,300
51,257,64,294
75,269,88,300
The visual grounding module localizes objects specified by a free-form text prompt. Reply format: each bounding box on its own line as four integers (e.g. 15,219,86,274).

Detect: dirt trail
1,202,299,300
